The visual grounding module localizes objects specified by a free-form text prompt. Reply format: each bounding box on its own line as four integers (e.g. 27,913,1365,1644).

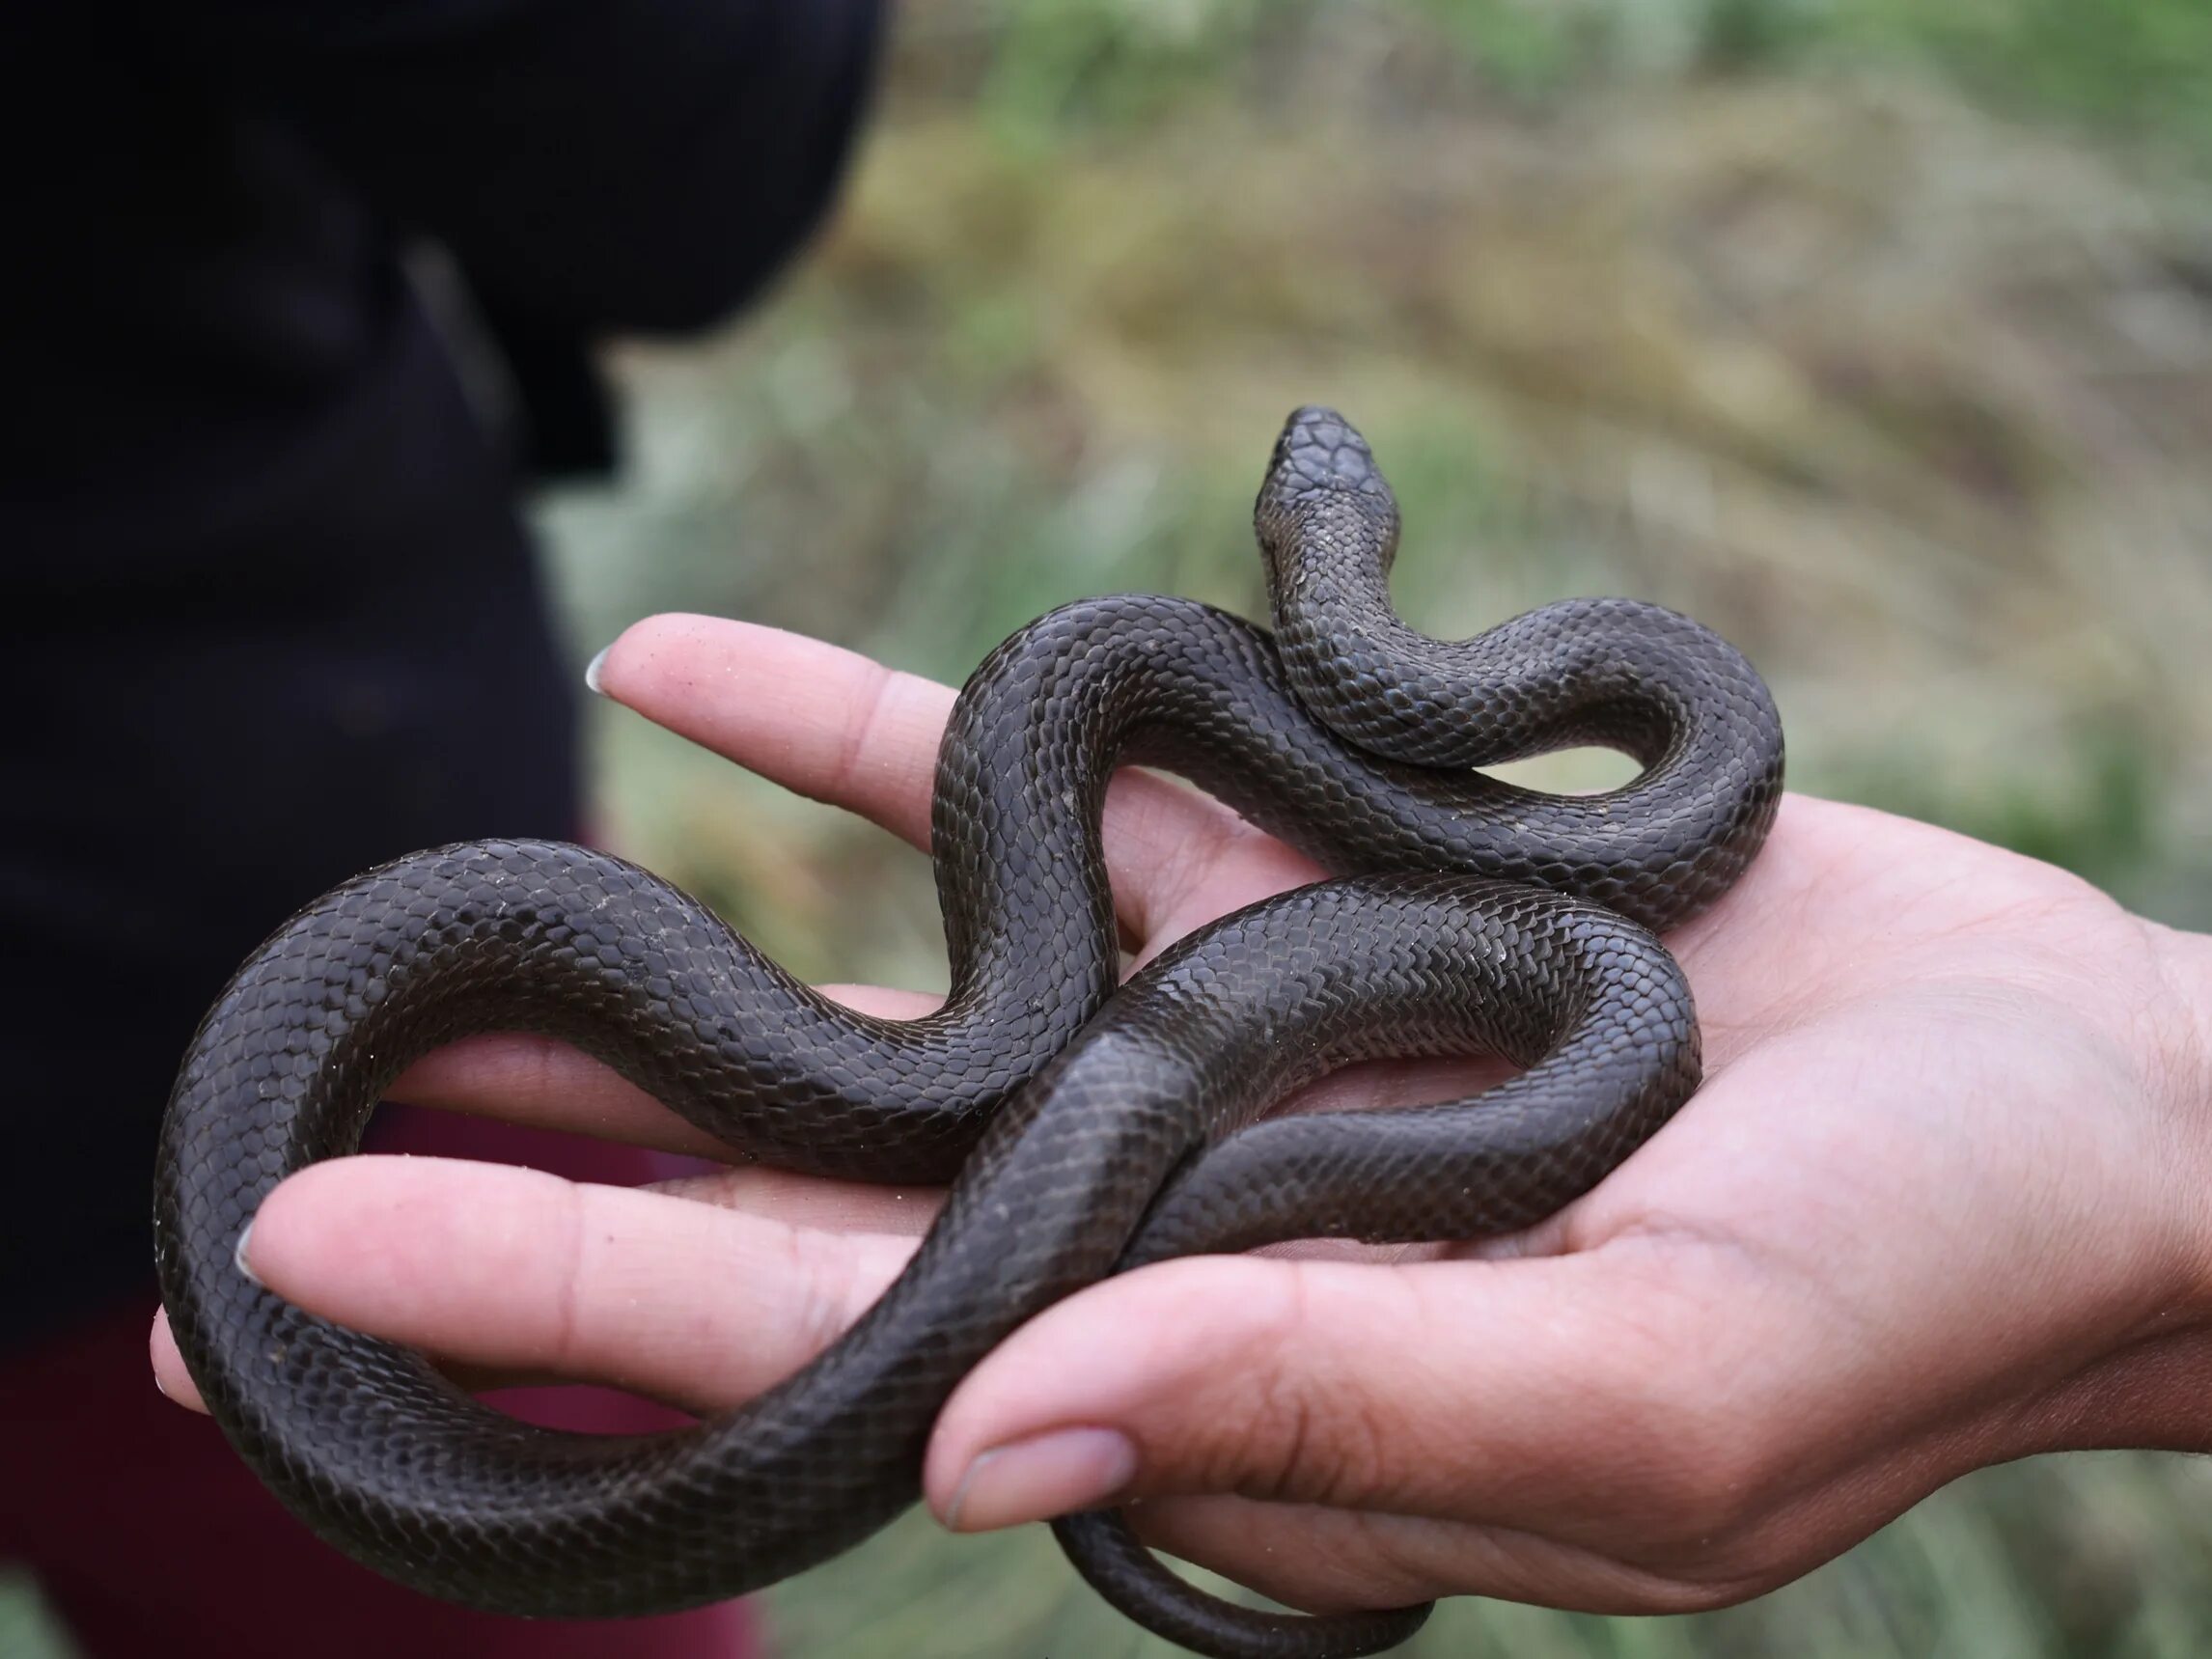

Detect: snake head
1255,405,1400,575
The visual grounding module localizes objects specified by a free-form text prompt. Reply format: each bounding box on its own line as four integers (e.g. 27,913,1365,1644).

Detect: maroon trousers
0,1113,763,1659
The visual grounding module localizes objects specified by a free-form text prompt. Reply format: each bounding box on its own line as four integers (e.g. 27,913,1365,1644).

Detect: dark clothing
1,2,879,1649
0,0,882,1339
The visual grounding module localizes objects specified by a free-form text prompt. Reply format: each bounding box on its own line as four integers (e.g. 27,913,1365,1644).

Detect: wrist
2151,920,2212,1119
2149,919,2212,1312
2015,919,2212,1457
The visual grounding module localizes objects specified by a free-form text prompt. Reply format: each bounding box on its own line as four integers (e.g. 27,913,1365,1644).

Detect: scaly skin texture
153,407,1784,1657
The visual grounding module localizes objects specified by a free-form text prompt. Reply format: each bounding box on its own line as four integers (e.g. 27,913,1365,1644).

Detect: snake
154,406,1784,1659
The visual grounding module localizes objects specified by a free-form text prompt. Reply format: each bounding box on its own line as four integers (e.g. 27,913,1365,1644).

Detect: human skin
152,612,2212,1618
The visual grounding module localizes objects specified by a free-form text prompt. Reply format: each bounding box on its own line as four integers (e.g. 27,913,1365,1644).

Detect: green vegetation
917,0,2212,153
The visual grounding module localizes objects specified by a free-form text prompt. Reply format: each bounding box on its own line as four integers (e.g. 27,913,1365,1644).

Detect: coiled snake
155,407,1785,1658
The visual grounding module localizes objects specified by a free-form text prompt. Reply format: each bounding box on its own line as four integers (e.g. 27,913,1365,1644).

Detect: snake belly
154,406,1783,1658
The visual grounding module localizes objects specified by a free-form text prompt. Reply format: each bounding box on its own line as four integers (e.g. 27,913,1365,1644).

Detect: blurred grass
529,4,2212,1657
759,1449,2212,1658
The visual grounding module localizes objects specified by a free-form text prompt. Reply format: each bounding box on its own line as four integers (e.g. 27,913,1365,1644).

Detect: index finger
591,613,1286,946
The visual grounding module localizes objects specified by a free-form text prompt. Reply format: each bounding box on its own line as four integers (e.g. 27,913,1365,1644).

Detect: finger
1112,1394,2012,1617
151,1307,206,1412
594,614,954,850
149,1161,941,1411
382,982,940,1160
651,1160,947,1240
385,1036,728,1159
924,1244,1796,1548
241,1156,911,1413
591,615,1297,946
1110,1495,1742,1617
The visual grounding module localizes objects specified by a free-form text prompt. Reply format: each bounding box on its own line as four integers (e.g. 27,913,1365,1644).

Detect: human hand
152,613,2212,1619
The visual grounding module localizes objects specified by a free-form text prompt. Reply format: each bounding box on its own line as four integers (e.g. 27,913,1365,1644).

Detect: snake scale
155,407,1784,1658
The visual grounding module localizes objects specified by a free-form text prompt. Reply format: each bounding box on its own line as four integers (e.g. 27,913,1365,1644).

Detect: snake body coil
155,408,1784,1658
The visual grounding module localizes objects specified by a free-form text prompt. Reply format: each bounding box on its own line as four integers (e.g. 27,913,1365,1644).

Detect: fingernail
583,646,613,696
234,1220,263,1286
943,1427,1138,1533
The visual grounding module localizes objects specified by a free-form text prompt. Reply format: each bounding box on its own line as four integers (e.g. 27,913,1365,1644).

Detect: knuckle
1251,1369,1400,1510
1223,1269,1413,1510
788,1221,863,1360
829,661,899,802
1585,1238,1793,1559
545,1181,591,1375
1625,1389,1786,1562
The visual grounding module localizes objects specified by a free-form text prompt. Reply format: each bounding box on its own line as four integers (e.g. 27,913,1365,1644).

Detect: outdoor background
553,2,2212,1654
11,0,2206,1654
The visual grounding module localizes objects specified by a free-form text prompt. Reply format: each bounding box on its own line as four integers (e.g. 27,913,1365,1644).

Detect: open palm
154,612,2212,1618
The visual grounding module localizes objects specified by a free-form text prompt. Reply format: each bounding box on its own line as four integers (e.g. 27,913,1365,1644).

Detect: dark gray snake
155,407,1784,1658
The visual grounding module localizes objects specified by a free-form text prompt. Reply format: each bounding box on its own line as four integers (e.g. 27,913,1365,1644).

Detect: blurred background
550,2,2212,1654
552,0,2212,981
12,0,2207,1654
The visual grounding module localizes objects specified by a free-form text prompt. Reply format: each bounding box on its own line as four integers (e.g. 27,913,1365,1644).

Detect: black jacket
0,0,884,1341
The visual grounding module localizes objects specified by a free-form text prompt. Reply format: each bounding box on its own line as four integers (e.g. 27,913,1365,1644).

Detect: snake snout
1257,406,1398,573
1268,405,1384,504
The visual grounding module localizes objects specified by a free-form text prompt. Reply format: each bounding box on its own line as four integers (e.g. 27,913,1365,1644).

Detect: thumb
923,1248,1746,1542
